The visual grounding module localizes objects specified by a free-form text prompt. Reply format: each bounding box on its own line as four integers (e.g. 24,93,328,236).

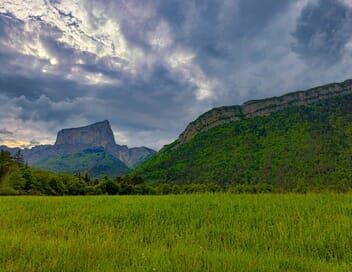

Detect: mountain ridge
177,79,352,144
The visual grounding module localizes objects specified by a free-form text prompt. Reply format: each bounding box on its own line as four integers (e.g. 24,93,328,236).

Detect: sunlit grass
0,194,351,271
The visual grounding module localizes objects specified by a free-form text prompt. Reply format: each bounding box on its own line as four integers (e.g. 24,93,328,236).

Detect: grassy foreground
0,194,351,271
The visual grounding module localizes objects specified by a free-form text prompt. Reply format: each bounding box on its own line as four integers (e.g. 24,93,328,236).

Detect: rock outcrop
178,79,352,144
105,144,156,168
178,106,242,143
55,120,116,147
242,79,352,117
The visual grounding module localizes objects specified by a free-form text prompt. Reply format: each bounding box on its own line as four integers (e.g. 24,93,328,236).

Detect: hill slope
134,92,352,189
34,147,129,178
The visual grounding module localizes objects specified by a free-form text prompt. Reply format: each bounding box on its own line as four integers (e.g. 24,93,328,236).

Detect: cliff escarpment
178,106,243,143
55,120,116,147
178,79,352,144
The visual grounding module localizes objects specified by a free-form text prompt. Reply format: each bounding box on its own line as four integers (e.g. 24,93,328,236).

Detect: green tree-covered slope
133,95,352,189
34,147,129,178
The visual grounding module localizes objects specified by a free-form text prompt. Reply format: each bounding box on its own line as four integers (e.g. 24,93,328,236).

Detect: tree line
0,150,350,195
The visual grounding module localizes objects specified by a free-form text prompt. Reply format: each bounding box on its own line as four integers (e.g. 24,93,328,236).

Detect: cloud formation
293,0,352,64
0,0,352,150
0,128,13,136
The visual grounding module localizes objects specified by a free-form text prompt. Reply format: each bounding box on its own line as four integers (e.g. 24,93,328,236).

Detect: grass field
0,194,351,271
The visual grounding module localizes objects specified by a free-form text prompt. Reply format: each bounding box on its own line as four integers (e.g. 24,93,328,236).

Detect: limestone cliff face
242,79,352,118
178,106,242,143
55,120,116,148
110,146,156,168
178,79,352,144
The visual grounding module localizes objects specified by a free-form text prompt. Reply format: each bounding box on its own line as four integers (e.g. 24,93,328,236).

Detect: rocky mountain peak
55,120,116,147
1,120,156,174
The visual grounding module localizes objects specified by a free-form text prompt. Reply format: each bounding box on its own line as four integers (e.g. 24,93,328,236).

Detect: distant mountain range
0,120,155,178
133,79,352,189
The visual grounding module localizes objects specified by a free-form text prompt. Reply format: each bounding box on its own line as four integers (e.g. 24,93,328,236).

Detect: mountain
55,120,116,147
133,79,352,189
0,120,156,177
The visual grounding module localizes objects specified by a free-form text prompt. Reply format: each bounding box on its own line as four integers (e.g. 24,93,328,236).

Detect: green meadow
0,194,351,272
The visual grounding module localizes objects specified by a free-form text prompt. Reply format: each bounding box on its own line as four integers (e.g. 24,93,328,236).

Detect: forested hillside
133,95,352,191
0,150,94,195
0,150,146,195
0,150,223,195
34,147,129,178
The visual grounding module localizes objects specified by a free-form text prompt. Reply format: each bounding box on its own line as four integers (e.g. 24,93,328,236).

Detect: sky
0,0,352,150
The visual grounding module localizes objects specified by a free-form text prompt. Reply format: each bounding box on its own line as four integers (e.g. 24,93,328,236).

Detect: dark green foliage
34,147,129,178
0,150,224,195
133,95,352,191
14,150,24,165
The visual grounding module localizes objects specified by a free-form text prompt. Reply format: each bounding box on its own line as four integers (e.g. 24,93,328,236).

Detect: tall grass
0,194,351,271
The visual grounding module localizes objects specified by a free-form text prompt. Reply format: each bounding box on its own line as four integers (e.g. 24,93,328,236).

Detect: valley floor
0,194,351,271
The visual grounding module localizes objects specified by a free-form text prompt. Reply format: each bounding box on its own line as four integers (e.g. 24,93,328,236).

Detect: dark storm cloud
0,129,13,136
12,65,197,132
96,0,304,105
0,0,352,149
0,72,86,101
0,128,13,143
0,14,82,101
158,0,294,39
114,0,295,57
150,0,303,103
293,0,352,64
0,5,206,144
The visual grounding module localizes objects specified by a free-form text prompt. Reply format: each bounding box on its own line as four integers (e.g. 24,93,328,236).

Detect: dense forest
0,150,224,195
133,95,352,192
0,149,350,195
